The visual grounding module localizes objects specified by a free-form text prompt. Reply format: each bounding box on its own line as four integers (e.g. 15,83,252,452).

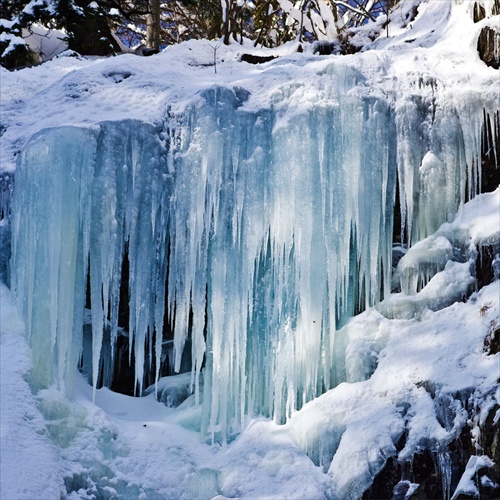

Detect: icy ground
1,0,499,498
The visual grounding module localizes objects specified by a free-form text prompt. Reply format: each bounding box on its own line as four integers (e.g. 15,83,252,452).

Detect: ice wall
10,63,493,440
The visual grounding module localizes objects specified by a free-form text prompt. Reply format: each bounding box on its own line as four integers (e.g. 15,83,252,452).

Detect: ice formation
285,186,500,498
10,59,497,441
1,1,499,498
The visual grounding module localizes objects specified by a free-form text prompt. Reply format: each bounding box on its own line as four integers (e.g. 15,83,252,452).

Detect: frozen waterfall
10,63,496,441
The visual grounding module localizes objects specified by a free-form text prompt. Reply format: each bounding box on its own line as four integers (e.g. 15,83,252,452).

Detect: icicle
11,63,497,443
11,126,97,393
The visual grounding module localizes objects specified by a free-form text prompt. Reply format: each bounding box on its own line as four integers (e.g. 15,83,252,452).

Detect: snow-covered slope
0,0,497,173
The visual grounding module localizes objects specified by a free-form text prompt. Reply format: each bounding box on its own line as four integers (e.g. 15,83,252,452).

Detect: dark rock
494,0,500,16
477,26,500,69
334,33,364,56
362,457,401,499
360,358,498,499
412,450,441,498
363,434,408,499
313,41,337,56
473,2,486,22
240,54,277,64
477,468,500,498
480,110,499,195
454,460,500,499
475,244,500,290
392,244,407,271
405,4,419,25
481,404,500,462
484,320,500,355
140,47,160,57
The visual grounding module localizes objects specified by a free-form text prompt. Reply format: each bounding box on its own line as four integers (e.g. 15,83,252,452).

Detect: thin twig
209,42,220,74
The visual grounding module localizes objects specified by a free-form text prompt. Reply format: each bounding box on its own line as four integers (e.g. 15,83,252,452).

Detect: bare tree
146,0,161,50
1,0,402,68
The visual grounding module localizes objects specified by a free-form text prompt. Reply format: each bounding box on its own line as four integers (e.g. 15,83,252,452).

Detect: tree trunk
222,0,231,45
146,0,161,50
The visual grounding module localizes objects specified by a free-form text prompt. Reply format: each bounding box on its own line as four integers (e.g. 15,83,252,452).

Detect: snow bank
0,284,64,499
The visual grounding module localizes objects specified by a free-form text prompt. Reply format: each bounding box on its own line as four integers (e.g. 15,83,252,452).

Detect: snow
286,277,500,499
451,455,496,500
1,0,499,498
1,1,498,173
22,24,69,62
396,188,500,296
0,281,332,499
0,284,64,499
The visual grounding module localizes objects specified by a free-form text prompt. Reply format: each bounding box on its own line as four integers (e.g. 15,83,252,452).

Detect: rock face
363,237,500,500
475,244,500,291
363,411,500,499
480,110,500,195
474,0,500,22
473,2,487,22
477,26,500,69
